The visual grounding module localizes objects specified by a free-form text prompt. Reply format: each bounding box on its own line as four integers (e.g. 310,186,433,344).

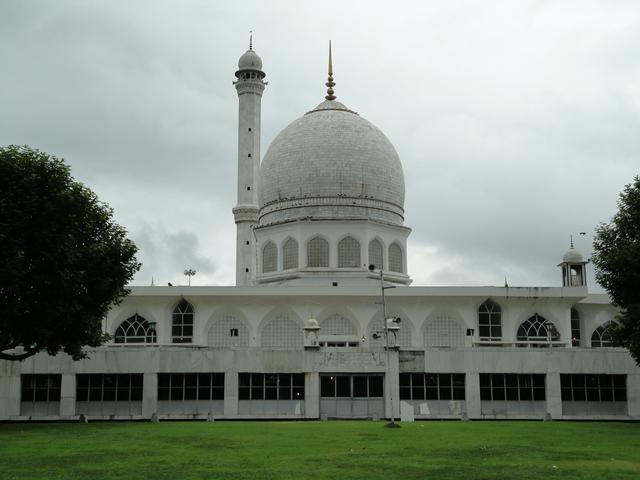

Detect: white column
0,375,21,420
224,372,239,417
546,373,562,419
142,373,157,418
384,351,400,420
305,372,319,419
627,374,640,418
60,374,76,418
465,373,481,419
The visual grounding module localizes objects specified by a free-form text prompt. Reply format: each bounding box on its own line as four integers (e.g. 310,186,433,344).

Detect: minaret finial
325,40,336,101
570,234,574,249
249,31,253,50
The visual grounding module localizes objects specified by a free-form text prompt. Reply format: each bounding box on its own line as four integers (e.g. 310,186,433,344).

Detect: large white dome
258,100,405,226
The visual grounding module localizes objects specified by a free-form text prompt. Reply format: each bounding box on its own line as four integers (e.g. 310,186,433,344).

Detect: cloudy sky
1,0,638,288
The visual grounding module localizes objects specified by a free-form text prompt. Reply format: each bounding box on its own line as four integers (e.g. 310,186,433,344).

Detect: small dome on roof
563,247,584,263
238,49,263,71
304,317,320,330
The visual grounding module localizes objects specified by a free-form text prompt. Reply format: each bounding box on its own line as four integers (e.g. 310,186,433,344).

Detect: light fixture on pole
369,264,401,428
184,268,196,286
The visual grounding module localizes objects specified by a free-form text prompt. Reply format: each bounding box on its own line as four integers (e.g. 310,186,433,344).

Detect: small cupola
558,237,588,287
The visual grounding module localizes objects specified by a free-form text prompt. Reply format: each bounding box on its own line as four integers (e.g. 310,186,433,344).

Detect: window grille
338,236,360,268
591,321,615,348
158,373,224,401
478,299,502,341
516,314,560,343
560,374,626,401
262,242,277,273
261,313,303,348
76,374,143,402
172,299,194,344
320,314,357,336
479,374,546,401
282,238,299,270
114,314,156,344
399,373,465,401
424,314,465,347
207,313,249,347
368,239,383,270
571,308,581,347
21,374,61,403
307,236,329,267
388,243,403,273
320,374,383,398
238,373,304,400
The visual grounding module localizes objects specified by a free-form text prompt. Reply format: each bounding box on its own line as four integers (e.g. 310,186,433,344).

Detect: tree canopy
0,145,140,361
592,175,640,365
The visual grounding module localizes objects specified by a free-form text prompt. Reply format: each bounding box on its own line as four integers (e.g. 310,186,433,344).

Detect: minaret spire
570,234,574,249
249,30,253,50
325,40,336,101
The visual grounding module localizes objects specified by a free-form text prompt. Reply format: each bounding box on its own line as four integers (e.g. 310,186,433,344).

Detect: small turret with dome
558,236,588,287
235,33,265,80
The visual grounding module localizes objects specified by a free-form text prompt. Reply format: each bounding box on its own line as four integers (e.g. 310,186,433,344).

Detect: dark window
516,314,559,345
21,375,61,403
478,300,502,341
478,374,546,401
238,373,305,400
320,374,384,398
591,322,615,348
76,374,143,402
172,300,194,344
560,374,626,402
158,373,224,401
114,314,156,344
571,308,581,347
398,373,466,401
230,328,239,337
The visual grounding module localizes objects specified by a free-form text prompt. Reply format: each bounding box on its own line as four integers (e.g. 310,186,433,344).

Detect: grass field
1,421,639,479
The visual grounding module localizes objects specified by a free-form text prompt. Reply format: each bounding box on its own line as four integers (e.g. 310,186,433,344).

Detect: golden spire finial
325,40,336,101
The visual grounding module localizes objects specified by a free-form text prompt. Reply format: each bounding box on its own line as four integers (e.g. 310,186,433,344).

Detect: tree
0,145,140,361
592,175,640,365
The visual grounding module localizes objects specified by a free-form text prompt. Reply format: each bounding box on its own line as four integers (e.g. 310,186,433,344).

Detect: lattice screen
260,313,303,348
424,314,465,347
262,242,277,273
320,314,357,335
388,243,403,273
282,238,299,270
368,314,412,347
307,237,329,267
207,313,250,347
368,239,383,270
338,236,360,268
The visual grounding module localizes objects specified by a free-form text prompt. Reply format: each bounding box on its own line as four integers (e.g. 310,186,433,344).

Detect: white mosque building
1,43,638,421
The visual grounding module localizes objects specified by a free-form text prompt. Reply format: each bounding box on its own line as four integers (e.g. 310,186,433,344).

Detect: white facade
1,44,638,422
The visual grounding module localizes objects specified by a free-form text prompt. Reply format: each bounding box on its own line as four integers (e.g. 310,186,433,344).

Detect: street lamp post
369,264,401,428
184,268,196,286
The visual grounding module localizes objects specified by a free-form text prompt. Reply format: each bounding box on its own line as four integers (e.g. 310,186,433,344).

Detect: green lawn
0,421,638,479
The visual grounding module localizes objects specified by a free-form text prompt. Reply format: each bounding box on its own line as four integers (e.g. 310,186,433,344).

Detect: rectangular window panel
353,376,368,398
560,374,626,403
336,376,351,397
321,375,335,397
21,374,62,403
77,374,143,402
398,373,464,401
367,376,383,397
480,374,545,402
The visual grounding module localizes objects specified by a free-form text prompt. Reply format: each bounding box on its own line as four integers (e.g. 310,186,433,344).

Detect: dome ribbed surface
258,100,405,226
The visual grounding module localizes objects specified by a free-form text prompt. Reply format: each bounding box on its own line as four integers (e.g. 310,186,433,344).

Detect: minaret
232,35,266,286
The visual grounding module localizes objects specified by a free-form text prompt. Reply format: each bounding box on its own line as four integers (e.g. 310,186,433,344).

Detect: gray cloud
1,0,638,289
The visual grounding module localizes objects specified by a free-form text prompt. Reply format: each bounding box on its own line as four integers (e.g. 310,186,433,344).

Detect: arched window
571,307,581,347
262,242,277,273
282,238,298,270
368,239,383,270
478,299,501,341
307,236,329,267
172,299,194,344
114,314,156,344
338,236,360,268
388,243,403,273
424,314,465,348
591,321,615,348
517,314,559,344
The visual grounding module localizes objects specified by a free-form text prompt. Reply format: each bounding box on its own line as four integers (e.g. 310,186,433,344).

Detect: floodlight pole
377,268,400,428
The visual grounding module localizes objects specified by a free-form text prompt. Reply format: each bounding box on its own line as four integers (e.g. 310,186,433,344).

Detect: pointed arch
338,236,360,268
388,242,404,273
368,238,383,270
172,299,194,343
367,310,413,348
262,241,277,273
319,313,358,336
114,314,156,344
307,236,329,267
282,237,299,270
478,299,502,341
207,309,250,347
260,309,303,348
424,312,465,347
591,321,616,348
517,314,559,342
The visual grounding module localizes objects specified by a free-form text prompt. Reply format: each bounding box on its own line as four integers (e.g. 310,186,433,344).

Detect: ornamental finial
325,40,336,101
249,31,253,50
570,234,574,249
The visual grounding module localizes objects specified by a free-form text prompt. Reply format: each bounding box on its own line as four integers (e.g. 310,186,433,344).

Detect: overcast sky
1,0,638,288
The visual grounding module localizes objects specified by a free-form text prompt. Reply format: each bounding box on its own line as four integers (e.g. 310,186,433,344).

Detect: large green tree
0,145,140,361
592,176,640,365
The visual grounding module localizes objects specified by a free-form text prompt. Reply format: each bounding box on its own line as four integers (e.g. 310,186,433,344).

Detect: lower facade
1,346,639,421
